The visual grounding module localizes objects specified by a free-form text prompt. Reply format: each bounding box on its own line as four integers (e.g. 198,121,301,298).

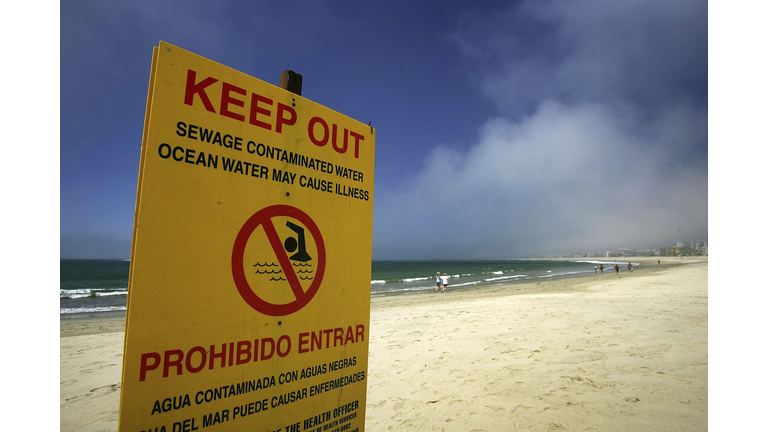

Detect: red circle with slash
232,205,326,316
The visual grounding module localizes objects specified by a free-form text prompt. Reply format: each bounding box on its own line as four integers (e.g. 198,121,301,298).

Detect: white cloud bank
373,100,707,259
373,0,707,259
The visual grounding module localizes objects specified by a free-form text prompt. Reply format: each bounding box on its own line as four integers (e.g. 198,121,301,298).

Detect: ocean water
369,260,611,296
60,259,628,316
60,259,131,316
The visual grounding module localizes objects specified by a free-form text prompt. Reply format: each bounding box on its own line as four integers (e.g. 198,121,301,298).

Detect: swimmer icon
284,221,311,262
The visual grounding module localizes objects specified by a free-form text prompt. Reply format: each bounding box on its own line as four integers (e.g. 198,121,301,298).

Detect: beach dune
60,259,707,431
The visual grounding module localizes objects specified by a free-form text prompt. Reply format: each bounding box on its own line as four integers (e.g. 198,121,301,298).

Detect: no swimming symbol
231,205,326,316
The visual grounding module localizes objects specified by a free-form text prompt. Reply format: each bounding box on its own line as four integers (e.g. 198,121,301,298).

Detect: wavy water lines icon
252,262,315,282
254,262,286,281
294,262,315,281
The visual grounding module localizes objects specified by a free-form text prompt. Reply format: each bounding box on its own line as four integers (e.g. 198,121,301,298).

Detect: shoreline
59,258,668,331
60,258,707,431
60,256,703,320
366,257,699,310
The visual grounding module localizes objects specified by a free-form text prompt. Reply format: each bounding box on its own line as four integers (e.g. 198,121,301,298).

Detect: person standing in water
440,273,449,292
435,272,442,293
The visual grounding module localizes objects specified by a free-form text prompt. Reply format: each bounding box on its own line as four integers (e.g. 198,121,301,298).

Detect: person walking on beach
627,262,633,272
435,272,442,293
440,273,449,292
614,264,620,275
600,264,604,274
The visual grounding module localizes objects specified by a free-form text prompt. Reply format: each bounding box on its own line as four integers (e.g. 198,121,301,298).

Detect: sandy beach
61,257,707,431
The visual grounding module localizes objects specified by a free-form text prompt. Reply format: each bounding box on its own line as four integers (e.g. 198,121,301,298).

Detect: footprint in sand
65,383,120,403
484,405,507,414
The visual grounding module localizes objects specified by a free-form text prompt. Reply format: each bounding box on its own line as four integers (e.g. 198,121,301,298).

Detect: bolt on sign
118,41,375,432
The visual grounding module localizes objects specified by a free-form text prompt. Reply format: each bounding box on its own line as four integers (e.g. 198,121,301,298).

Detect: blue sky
59,0,709,259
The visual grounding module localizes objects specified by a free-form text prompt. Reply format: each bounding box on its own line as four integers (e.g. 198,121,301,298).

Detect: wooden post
280,70,303,95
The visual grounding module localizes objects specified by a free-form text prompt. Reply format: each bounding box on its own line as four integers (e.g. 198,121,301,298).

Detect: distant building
660,247,682,257
676,241,697,249
527,242,704,259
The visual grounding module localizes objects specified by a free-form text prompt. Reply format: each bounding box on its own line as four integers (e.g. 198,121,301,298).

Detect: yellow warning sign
118,41,375,432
